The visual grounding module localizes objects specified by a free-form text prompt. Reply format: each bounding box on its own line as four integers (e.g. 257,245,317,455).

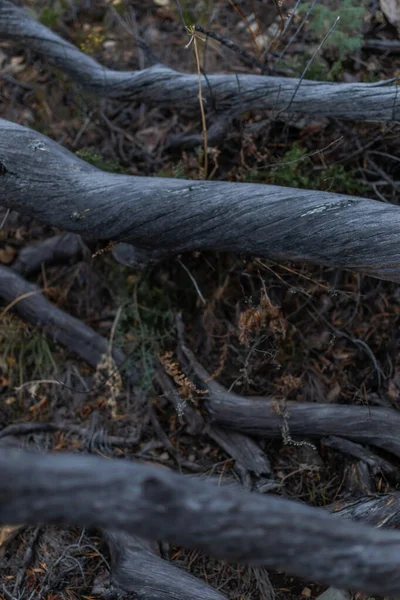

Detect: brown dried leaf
0,525,24,555
0,245,16,264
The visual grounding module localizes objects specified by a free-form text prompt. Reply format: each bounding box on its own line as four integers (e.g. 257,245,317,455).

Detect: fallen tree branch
0,422,140,449
103,531,227,600
0,0,399,122
176,330,400,459
328,492,400,528
12,232,86,276
3,448,400,595
2,119,400,282
205,386,400,459
0,264,129,373
322,435,397,476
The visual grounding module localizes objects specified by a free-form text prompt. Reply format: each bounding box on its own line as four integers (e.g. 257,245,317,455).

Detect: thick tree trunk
2,118,400,282
3,448,400,596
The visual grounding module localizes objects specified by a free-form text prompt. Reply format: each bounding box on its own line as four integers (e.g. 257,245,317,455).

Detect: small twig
0,421,140,447
284,16,340,114
186,26,208,178
275,0,319,64
0,208,10,230
13,527,41,597
194,25,266,72
108,306,123,360
228,0,262,56
178,258,206,304
0,288,47,320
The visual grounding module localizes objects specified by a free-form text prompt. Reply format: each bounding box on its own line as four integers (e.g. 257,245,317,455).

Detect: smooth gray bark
3,448,400,596
12,232,86,276
0,0,399,122
2,118,400,281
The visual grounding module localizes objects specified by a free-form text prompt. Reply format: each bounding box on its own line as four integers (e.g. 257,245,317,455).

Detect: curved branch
321,435,397,475
1,0,399,122
3,448,400,595
2,119,400,282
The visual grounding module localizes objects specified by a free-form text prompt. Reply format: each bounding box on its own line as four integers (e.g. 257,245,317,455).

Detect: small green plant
245,144,369,196
298,0,365,60
35,0,70,27
0,316,59,390
101,261,175,393
75,148,127,174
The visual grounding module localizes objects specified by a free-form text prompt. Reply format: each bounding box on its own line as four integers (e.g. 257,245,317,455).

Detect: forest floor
1,1,400,599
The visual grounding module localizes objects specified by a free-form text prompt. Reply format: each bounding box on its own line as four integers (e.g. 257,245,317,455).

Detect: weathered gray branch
3,448,400,596
328,493,400,528
155,369,274,487
206,384,400,459
1,0,399,122
177,339,400,459
322,435,397,475
2,119,400,282
206,386,400,458
0,264,129,372
12,232,86,276
103,531,227,600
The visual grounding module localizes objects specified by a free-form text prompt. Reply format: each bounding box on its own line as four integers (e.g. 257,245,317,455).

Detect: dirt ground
1,1,400,598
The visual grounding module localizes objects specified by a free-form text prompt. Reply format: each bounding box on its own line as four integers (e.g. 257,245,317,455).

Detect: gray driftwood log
0,0,399,122
3,448,400,596
2,118,400,282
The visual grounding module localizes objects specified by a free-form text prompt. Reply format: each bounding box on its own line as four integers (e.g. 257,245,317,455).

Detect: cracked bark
2,119,400,282
3,448,400,596
0,0,399,122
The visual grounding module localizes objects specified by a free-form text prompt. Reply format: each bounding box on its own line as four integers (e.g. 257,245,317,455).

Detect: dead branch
2,448,400,595
322,435,397,476
328,492,400,528
155,369,275,488
176,332,400,459
0,0,399,122
2,119,400,282
0,264,129,373
103,530,227,599
12,232,86,276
